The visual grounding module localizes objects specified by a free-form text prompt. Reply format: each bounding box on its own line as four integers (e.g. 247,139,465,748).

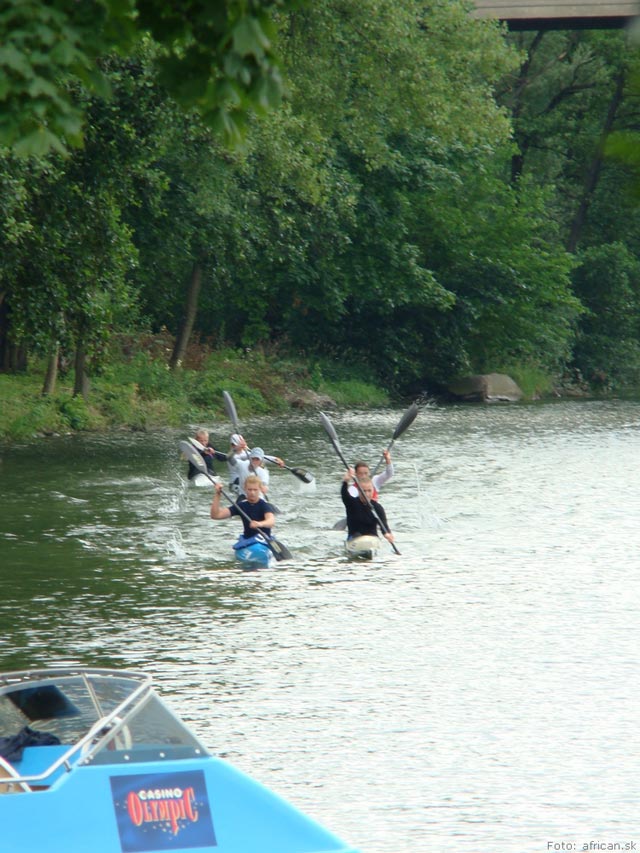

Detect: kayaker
210,475,276,539
226,433,250,494
228,441,286,498
341,471,395,544
347,449,394,500
239,447,271,497
187,428,227,480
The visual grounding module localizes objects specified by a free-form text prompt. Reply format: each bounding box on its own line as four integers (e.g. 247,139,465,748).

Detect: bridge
471,0,639,29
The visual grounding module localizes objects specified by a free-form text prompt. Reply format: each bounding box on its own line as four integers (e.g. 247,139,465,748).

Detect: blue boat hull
233,535,275,569
0,668,359,853
0,754,358,852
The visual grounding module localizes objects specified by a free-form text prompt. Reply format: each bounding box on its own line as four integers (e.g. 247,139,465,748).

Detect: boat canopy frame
0,667,156,787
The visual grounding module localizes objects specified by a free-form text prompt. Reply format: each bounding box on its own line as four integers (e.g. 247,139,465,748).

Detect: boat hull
0,756,358,853
189,472,212,487
233,536,275,569
345,535,380,560
0,668,359,853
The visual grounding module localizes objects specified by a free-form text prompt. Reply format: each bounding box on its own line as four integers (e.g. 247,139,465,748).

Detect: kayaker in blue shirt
341,471,394,544
210,475,276,539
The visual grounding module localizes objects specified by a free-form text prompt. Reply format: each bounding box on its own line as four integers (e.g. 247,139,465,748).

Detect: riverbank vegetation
2,1,640,439
0,339,389,440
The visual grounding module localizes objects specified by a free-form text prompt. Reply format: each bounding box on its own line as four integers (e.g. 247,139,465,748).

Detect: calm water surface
1,400,639,852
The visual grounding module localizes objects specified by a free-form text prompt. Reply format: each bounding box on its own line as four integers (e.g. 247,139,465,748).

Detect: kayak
345,535,380,561
232,535,275,569
189,472,212,487
0,667,359,853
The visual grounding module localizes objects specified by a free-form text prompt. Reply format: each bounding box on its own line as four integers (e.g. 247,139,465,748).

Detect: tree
0,0,300,157
571,243,640,389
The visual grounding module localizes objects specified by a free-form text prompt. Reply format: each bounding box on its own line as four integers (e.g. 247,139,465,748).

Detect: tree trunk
0,292,27,372
42,346,59,396
566,70,625,254
169,261,203,370
73,343,90,400
510,31,545,186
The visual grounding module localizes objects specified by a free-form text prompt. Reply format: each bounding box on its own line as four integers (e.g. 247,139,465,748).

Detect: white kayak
189,472,212,487
345,535,381,560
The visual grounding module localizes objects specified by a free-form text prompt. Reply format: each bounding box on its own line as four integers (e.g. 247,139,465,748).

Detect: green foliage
57,395,92,431
110,352,185,401
3,6,640,403
189,349,288,415
317,380,389,407
0,0,299,156
0,374,64,439
93,383,139,424
494,363,556,399
571,243,640,389
0,344,379,441
0,1,113,155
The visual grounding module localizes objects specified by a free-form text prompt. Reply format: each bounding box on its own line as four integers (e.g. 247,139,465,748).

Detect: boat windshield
0,668,209,774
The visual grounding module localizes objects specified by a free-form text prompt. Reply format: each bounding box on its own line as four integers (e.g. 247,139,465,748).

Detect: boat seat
10,744,74,788
0,755,30,794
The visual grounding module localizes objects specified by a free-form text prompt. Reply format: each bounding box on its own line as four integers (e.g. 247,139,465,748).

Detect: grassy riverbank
0,345,390,441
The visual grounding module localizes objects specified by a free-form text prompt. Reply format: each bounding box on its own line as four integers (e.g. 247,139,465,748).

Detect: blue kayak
232,534,275,569
0,667,359,853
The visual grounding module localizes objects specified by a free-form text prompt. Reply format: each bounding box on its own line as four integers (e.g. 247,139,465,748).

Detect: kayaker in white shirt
227,438,285,498
347,449,394,499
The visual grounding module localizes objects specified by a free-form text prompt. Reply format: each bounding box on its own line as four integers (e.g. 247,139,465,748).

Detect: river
1,399,639,852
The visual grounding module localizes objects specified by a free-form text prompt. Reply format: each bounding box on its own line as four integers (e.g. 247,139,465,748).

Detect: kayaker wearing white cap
227,437,285,498
226,433,250,496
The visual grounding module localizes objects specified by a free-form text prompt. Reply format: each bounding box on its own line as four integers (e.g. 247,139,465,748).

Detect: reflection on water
1,400,640,851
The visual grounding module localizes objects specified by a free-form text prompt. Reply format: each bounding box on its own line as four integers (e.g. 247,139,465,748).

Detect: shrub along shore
1,336,612,443
0,346,393,442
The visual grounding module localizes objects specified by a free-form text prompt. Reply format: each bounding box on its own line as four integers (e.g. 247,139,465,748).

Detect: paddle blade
332,517,348,531
319,411,339,443
179,441,218,487
272,538,292,560
179,440,206,472
223,390,241,432
290,467,315,484
319,411,350,470
393,402,419,439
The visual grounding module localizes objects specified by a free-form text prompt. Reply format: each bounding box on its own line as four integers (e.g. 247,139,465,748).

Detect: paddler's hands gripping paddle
222,390,315,484
319,412,400,556
179,440,291,561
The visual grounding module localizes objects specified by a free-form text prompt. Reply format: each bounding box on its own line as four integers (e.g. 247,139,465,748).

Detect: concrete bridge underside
471,0,639,30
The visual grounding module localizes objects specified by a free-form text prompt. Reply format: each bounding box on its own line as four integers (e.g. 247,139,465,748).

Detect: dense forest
2,0,640,404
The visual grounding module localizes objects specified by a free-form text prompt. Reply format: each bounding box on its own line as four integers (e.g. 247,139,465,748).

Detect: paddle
222,389,314,485
223,389,260,482
264,455,315,484
332,402,419,530
370,402,419,476
221,392,287,512
179,441,291,561
188,436,228,461
319,412,401,555
223,390,241,435
189,435,313,493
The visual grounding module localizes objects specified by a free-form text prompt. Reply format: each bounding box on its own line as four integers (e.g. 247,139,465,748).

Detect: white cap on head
230,433,243,447
250,447,264,462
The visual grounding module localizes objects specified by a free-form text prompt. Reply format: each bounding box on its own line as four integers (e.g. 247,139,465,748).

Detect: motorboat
0,667,359,852
345,535,381,561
